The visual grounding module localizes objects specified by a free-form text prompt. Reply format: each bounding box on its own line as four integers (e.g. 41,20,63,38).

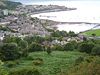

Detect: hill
0,0,22,10
0,51,86,75
83,29,100,36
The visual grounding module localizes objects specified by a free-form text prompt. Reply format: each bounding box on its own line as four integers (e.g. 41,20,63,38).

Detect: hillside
83,29,100,36
0,51,87,75
0,0,22,10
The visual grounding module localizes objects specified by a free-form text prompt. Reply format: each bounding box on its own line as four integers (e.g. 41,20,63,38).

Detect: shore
16,5,77,15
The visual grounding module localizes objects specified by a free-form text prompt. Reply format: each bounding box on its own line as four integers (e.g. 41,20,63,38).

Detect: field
83,29,100,36
5,51,86,75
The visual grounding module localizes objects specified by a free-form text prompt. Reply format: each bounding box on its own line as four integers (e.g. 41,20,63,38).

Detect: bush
46,46,52,55
28,42,43,52
26,56,35,60
91,45,100,56
75,56,84,65
5,61,19,68
0,60,4,66
33,59,43,65
53,45,64,51
9,66,41,75
0,66,8,75
0,43,21,61
67,56,100,75
64,43,74,51
78,42,95,54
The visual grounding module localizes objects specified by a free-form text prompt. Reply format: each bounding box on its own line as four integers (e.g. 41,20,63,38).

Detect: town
0,2,79,43
0,1,100,75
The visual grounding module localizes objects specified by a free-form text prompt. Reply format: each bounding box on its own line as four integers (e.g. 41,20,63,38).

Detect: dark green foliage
78,42,95,53
67,56,100,75
24,36,45,44
18,40,28,57
68,31,77,37
51,30,77,37
64,42,75,51
3,36,22,44
18,40,28,49
51,30,68,37
5,61,18,68
9,66,41,75
70,41,78,49
0,43,20,61
53,45,64,51
75,56,84,65
33,58,43,65
0,66,8,75
3,36,28,57
91,45,100,56
28,42,43,52
46,46,52,54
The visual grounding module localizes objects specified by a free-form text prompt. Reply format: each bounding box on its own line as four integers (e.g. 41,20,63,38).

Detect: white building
3,9,8,16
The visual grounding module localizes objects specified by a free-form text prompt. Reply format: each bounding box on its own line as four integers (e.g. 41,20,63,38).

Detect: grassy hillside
2,51,86,75
83,29,100,36
64,56,100,75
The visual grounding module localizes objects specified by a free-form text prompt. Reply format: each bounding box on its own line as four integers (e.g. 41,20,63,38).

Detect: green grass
83,29,100,36
5,51,86,75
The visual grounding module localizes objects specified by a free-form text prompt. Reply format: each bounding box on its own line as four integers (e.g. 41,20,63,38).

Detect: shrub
5,61,19,68
67,56,100,75
91,45,100,56
75,56,84,65
53,45,64,51
0,60,4,66
0,66,8,75
28,42,43,52
26,56,34,60
9,66,41,75
46,46,52,55
32,58,43,65
64,43,74,51
78,42,95,54
0,43,21,61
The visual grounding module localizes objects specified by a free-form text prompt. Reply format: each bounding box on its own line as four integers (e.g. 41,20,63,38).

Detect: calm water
11,0,100,33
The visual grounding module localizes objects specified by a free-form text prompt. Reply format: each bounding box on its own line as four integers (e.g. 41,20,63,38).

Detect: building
3,9,8,16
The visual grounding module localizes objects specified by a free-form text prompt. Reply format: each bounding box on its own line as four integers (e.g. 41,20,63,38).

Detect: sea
11,0,100,33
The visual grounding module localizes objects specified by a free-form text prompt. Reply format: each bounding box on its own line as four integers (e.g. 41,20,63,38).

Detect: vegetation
0,51,87,75
78,42,95,54
83,29,100,36
91,45,100,56
0,33,100,75
0,0,22,10
51,30,77,37
65,56,100,75
0,43,20,61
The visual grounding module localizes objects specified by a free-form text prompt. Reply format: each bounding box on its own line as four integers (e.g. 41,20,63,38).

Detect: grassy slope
7,51,86,75
83,29,100,36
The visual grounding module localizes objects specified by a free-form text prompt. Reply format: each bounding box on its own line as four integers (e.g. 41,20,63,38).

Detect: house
3,9,8,16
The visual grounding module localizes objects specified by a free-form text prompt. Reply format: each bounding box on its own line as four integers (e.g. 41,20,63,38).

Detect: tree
0,43,20,61
92,33,96,37
18,40,28,57
3,36,22,44
78,42,95,54
46,46,52,55
64,42,74,51
53,45,64,51
28,42,43,52
91,45,100,56
68,31,77,37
